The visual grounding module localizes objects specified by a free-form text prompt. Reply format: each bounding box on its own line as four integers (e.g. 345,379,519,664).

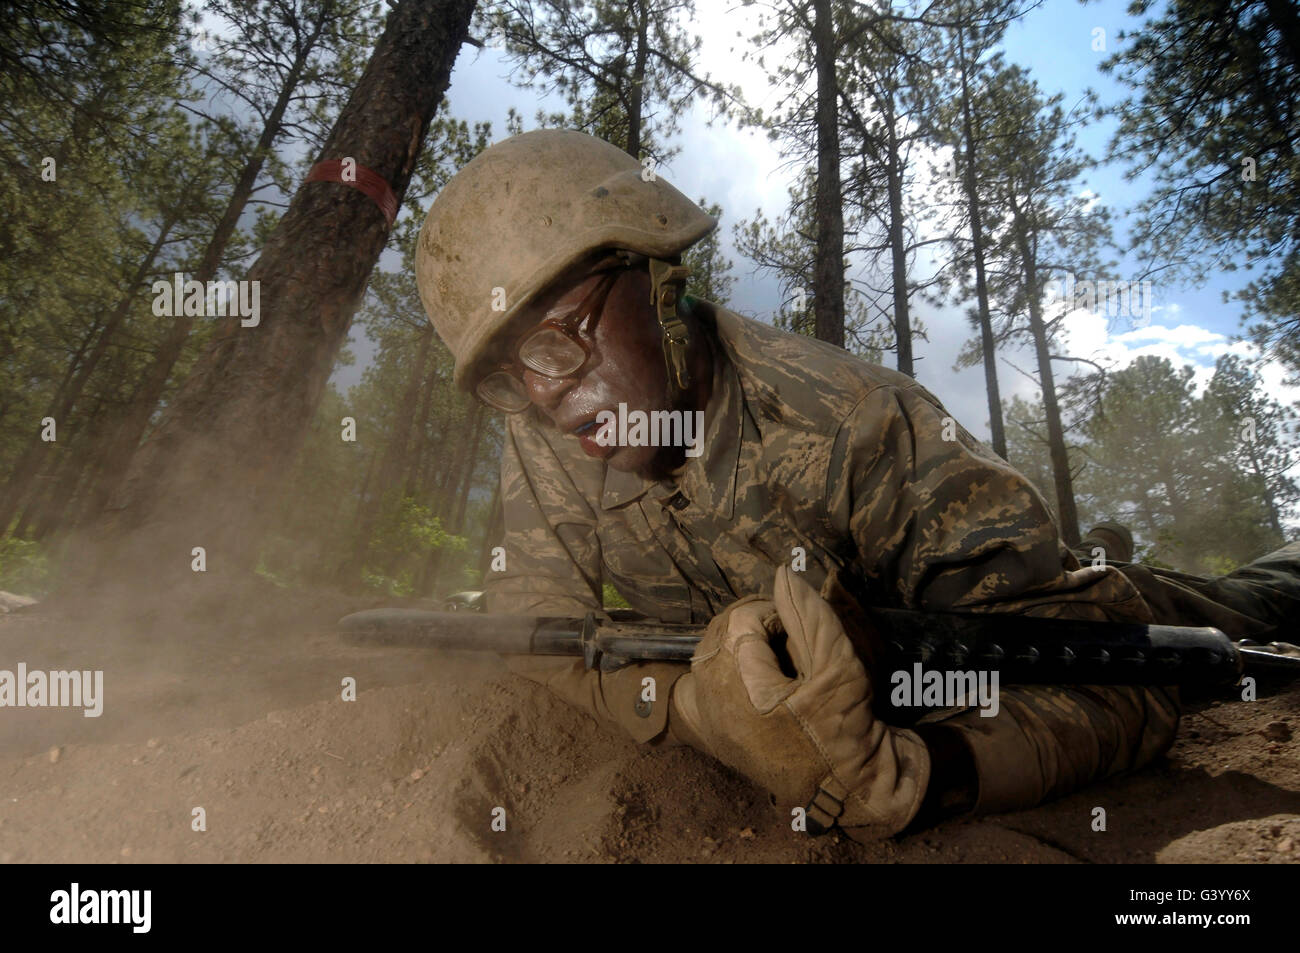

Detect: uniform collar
600,318,743,518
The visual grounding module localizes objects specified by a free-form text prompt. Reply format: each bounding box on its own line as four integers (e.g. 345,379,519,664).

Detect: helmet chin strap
647,257,694,393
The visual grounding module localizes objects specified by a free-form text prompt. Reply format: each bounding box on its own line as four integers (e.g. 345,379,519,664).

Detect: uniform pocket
597,516,693,622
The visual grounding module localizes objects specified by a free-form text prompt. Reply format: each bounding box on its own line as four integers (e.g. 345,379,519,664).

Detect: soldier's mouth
570,414,616,459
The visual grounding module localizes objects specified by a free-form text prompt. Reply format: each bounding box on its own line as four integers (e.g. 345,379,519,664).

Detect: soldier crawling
415,130,1299,838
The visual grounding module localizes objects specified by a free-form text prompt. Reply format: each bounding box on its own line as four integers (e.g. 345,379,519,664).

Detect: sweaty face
494,261,675,474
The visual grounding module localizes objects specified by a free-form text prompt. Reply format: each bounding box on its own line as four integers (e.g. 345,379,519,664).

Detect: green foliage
357,498,467,596
252,556,292,589
0,2,267,558
486,0,740,158
255,386,360,585
682,199,736,306
0,537,51,597
258,376,487,598
360,567,414,598
1199,553,1244,577
371,497,466,562
1195,354,1299,552
0,0,502,600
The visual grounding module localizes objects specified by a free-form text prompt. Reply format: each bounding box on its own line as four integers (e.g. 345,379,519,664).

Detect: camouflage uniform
485,300,1193,813
1074,534,1300,641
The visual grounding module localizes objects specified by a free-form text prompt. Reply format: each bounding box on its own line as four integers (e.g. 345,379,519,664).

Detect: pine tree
488,0,739,160
1102,0,1300,377
1199,354,1298,545
682,200,736,307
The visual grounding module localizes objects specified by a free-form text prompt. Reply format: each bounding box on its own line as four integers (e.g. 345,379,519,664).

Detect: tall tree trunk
404,356,442,496
0,315,100,533
1245,445,1286,538
1156,459,1193,562
811,0,845,348
23,386,131,540
884,99,913,376
27,417,102,540
956,23,1006,460
1015,219,1080,546
350,447,380,533
64,370,157,532
83,36,323,522
79,0,479,588
450,403,485,533
336,326,435,585
419,402,484,596
1157,461,1189,533
477,472,504,578
625,1,649,158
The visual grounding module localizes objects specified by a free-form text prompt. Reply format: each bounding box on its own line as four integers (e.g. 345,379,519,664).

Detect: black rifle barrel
336,607,1298,687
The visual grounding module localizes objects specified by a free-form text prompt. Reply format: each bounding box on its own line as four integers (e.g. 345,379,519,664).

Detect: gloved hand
669,566,930,838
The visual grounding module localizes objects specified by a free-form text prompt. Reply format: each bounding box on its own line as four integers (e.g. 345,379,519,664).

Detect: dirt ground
1,580,1297,864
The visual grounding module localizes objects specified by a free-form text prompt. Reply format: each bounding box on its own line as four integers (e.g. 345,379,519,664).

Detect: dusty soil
1,581,1297,864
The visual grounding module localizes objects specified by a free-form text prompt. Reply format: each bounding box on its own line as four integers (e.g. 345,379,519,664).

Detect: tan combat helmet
415,129,717,395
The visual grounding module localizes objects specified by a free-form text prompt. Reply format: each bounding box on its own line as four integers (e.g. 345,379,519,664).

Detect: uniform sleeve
825,382,1156,623
825,384,1179,809
485,412,688,744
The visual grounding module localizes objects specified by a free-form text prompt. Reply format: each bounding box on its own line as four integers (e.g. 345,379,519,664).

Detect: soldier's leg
1195,541,1300,635
1120,541,1300,639
1075,523,1300,639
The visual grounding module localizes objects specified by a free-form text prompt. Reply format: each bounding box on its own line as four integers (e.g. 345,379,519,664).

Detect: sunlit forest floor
0,586,1296,864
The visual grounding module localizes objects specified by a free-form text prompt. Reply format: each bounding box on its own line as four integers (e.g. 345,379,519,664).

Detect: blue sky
332,0,1294,433
1005,0,1252,335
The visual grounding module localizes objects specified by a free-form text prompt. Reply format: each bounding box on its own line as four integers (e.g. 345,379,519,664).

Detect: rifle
338,605,1300,688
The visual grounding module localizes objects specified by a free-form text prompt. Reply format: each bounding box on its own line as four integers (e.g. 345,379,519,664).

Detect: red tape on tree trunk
306,159,399,227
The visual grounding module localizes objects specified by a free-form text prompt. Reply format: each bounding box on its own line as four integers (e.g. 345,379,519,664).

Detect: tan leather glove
669,566,931,838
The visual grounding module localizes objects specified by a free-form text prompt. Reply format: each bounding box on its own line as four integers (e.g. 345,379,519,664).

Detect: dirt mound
1156,815,1299,863
1,591,1297,863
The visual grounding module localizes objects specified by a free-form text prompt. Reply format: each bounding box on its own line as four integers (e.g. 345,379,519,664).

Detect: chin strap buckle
648,258,693,391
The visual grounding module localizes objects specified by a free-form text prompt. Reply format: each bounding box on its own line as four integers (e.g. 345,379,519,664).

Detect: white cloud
1109,322,1225,350
1057,312,1299,404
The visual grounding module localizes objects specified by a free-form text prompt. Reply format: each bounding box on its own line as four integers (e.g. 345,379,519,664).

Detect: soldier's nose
522,368,577,415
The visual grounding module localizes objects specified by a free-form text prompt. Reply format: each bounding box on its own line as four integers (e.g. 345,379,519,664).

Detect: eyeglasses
476,266,624,413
